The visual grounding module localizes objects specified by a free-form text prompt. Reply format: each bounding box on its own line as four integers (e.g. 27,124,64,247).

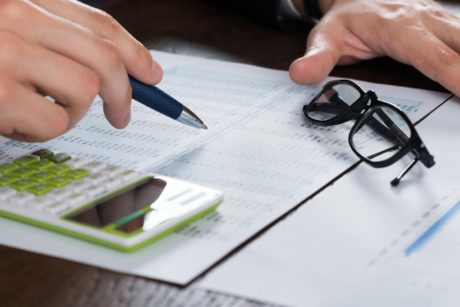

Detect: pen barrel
129,77,182,119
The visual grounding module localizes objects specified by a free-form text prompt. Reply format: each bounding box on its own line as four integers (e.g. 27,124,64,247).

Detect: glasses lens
307,83,362,121
351,105,412,163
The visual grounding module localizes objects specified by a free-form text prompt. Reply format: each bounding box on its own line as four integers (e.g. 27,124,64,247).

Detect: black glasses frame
303,79,435,186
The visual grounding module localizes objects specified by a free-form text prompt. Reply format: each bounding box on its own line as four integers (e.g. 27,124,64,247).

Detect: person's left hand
290,0,460,96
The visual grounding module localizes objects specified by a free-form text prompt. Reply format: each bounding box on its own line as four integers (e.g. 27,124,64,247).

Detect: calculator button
47,176,72,188
28,183,54,196
65,158,91,168
86,173,107,185
101,165,125,178
31,149,54,159
49,153,71,164
10,179,37,191
66,168,89,180
83,161,106,173
0,163,19,175
29,171,56,183
103,178,123,190
48,188,73,201
9,167,37,179
85,185,106,198
9,192,35,205
32,197,56,210
67,193,86,206
47,164,71,175
29,160,54,170
46,202,70,216
119,170,139,182
67,180,91,193
0,175,17,186
13,155,40,166
0,187,17,200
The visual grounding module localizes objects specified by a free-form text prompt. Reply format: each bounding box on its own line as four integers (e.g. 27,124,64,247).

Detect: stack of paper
199,99,460,307
0,51,450,285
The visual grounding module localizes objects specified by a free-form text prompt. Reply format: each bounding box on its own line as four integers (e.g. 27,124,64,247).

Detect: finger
0,76,69,142
31,0,163,84
0,0,130,128
386,24,460,96
423,10,460,53
289,25,341,84
0,31,100,129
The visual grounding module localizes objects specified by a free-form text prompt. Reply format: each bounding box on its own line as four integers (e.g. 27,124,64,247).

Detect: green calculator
0,149,223,252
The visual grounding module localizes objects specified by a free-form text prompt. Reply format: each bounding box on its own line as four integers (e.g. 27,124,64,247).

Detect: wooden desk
1,1,458,306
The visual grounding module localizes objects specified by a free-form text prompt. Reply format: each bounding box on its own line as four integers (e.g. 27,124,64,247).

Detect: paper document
0,51,450,284
199,99,460,307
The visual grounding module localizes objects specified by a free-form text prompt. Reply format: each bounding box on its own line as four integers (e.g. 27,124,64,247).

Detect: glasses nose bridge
351,92,372,115
367,90,379,104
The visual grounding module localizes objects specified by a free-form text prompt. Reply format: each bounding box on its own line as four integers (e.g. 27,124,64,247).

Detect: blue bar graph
405,201,460,256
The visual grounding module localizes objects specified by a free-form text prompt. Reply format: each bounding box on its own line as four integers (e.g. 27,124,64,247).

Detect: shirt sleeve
278,0,306,21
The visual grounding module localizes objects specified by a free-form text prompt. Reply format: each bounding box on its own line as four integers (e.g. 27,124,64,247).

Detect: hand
0,0,163,142
290,0,460,96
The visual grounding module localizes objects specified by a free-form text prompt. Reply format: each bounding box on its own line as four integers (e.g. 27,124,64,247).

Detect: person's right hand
0,0,163,142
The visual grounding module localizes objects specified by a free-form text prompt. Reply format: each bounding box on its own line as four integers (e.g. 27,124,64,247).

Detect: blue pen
129,76,207,129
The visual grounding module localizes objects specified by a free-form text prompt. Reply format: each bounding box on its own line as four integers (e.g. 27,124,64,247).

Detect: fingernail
122,110,131,127
151,60,163,83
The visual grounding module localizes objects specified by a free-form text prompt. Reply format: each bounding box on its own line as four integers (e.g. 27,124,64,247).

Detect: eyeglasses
303,79,435,186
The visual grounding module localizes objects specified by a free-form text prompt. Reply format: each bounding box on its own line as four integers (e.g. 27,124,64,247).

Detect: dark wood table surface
1,1,458,306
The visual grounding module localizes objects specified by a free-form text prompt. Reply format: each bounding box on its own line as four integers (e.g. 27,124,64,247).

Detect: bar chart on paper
368,192,460,293
199,170,460,306
405,201,460,256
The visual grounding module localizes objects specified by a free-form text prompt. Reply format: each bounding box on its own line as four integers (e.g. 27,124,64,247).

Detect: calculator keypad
0,149,144,216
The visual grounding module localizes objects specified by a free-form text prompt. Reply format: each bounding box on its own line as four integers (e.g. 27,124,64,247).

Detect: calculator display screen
66,178,167,232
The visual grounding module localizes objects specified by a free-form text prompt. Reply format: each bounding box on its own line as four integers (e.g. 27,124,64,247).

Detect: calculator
0,149,223,252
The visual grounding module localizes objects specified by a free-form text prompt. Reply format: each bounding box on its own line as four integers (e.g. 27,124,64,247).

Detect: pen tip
178,106,208,130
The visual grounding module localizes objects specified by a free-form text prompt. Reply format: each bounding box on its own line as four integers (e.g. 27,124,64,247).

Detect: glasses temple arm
373,107,410,145
312,92,410,149
391,158,419,187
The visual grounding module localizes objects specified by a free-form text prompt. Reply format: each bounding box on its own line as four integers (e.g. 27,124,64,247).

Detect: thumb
289,28,340,85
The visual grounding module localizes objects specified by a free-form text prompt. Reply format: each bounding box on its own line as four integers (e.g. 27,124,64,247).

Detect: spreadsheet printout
199,100,460,307
0,52,450,284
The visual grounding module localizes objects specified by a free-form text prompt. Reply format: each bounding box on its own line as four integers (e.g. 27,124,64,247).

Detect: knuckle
99,38,123,73
133,43,153,67
92,9,120,35
0,31,24,60
0,0,31,21
80,69,101,101
383,7,419,27
131,45,157,79
430,8,448,19
47,108,69,138
21,106,69,142
437,48,460,67
421,4,450,20
0,74,13,102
